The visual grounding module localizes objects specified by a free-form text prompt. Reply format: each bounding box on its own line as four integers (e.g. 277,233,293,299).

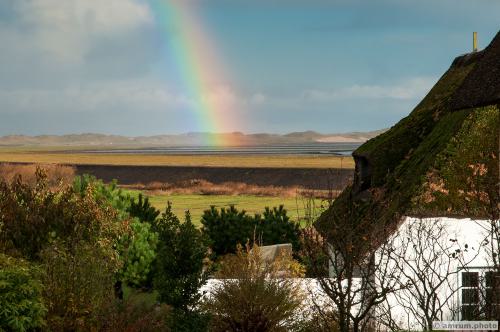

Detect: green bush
257,205,301,253
0,254,46,332
165,308,210,332
73,174,132,221
0,170,125,260
201,205,301,258
153,203,209,309
203,245,304,332
73,175,161,290
201,205,255,257
128,193,160,223
118,220,159,288
40,241,120,331
0,170,130,330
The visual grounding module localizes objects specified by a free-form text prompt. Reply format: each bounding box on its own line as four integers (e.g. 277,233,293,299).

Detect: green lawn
134,192,327,226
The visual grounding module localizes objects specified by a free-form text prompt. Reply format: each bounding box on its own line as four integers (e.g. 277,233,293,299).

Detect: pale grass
0,151,354,169
121,179,340,199
0,163,75,186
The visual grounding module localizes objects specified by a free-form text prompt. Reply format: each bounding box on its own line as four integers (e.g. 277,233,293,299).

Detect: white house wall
378,217,495,330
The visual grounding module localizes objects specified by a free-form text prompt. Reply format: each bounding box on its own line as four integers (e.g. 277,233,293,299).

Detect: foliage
0,169,125,260
201,205,256,257
73,174,132,221
153,203,210,311
201,205,302,258
99,298,171,332
165,308,210,332
204,244,304,332
128,193,160,223
257,205,301,253
40,241,120,331
0,254,46,332
117,220,159,288
73,175,161,289
298,227,329,277
0,169,130,330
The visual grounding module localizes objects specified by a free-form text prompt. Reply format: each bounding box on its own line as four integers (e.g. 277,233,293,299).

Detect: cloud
0,81,248,117
301,77,437,102
0,0,156,88
0,83,187,114
9,0,152,63
249,93,267,105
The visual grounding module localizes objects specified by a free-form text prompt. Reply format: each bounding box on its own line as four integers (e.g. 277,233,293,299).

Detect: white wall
378,217,496,330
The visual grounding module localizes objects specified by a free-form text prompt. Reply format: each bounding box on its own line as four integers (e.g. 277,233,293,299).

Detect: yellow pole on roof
473,32,478,52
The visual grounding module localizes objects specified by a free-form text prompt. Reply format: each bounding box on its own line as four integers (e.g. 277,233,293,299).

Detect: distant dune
0,130,385,147
316,136,372,143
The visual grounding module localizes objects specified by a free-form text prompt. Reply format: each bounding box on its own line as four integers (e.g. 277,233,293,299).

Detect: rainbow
150,0,240,146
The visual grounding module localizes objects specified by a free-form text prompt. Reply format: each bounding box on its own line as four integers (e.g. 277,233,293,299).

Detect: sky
0,0,499,136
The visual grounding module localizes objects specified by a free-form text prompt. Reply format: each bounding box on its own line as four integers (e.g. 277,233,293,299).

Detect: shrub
257,205,301,253
201,205,302,258
165,308,210,332
73,176,161,224
99,298,171,332
73,175,161,289
40,241,120,331
118,220,159,289
201,205,255,257
128,193,160,223
298,227,329,277
203,244,304,332
73,175,132,221
0,254,46,332
0,169,125,260
0,169,129,330
153,203,210,310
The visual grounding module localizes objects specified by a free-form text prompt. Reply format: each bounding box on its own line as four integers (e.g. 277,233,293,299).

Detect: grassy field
134,192,327,226
0,149,354,169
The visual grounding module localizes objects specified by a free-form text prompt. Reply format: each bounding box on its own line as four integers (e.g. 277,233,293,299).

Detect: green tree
0,254,46,332
153,203,211,331
128,193,160,223
73,175,161,291
153,204,209,309
73,175,132,221
201,205,301,258
117,220,158,289
201,205,256,257
257,205,301,253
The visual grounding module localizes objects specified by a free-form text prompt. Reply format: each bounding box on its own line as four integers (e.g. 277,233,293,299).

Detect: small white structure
257,243,293,264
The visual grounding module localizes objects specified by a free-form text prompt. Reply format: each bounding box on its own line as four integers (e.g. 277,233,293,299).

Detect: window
462,288,479,304
462,272,479,287
461,272,480,320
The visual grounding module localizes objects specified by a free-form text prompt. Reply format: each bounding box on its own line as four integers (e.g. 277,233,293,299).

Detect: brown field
0,163,75,186
122,179,340,199
0,150,354,169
